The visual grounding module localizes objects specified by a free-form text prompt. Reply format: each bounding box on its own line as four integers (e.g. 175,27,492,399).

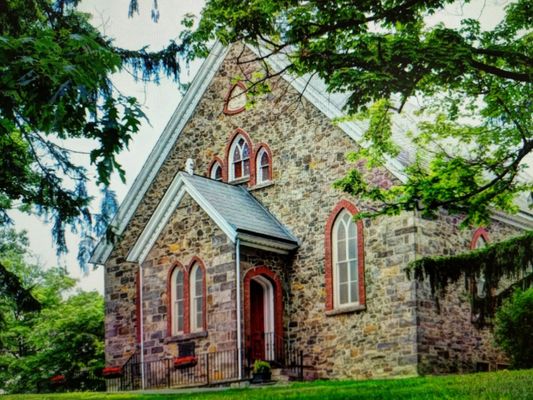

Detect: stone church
91,42,532,384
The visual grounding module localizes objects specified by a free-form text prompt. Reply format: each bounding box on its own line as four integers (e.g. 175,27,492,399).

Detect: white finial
185,158,195,175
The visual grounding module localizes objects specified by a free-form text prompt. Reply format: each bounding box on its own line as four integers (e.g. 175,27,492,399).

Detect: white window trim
255,148,270,184
210,162,222,180
171,268,185,335
332,210,359,309
252,275,275,360
190,263,204,332
229,135,250,181
226,84,247,112
474,237,487,298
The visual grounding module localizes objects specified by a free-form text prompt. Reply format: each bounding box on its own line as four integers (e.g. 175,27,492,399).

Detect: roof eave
89,42,229,266
126,172,239,265
237,232,299,255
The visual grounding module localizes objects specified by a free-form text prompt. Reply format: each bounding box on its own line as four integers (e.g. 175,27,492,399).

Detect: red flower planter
102,366,123,378
50,375,66,385
174,355,197,369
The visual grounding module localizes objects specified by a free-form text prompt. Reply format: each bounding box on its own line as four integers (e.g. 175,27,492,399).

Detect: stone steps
271,367,291,383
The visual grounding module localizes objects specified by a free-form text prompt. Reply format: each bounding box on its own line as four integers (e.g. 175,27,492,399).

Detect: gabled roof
91,41,533,265
90,43,229,265
126,172,299,264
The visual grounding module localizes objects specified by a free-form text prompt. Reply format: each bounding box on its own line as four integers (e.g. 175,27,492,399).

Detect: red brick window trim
207,157,225,182
470,228,490,304
471,228,489,250
223,81,247,115
166,257,207,337
325,200,366,312
167,262,187,336
225,128,254,183
255,143,273,184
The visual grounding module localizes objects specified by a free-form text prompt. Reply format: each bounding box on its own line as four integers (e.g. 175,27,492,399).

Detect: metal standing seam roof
182,173,299,244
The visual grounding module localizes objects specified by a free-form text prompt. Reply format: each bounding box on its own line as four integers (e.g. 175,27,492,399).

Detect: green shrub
252,360,271,374
494,287,533,368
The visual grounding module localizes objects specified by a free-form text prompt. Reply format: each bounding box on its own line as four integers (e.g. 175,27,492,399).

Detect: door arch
243,266,283,362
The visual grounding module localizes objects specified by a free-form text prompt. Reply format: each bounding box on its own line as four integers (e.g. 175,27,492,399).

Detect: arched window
471,229,489,299
170,266,185,334
333,210,359,307
256,147,271,184
325,200,365,312
210,162,223,181
230,136,250,181
224,82,247,115
190,262,204,332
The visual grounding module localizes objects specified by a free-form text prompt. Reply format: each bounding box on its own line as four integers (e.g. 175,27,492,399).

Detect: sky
12,0,205,294
10,0,518,295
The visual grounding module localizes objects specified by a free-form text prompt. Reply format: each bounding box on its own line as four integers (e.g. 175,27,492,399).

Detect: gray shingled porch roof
182,173,298,245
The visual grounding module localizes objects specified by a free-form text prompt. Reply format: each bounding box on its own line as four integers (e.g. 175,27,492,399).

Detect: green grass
4,370,533,399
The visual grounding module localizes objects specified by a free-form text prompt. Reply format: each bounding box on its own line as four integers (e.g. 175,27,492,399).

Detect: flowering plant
102,366,123,378
50,375,66,384
174,355,197,369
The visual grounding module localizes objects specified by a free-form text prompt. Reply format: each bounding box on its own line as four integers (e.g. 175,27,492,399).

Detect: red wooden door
250,280,265,360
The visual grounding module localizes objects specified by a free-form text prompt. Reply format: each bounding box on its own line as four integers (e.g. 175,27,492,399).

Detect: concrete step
271,368,290,383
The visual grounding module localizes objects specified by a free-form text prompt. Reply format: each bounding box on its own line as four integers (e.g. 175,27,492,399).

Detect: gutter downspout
139,263,145,390
235,238,243,380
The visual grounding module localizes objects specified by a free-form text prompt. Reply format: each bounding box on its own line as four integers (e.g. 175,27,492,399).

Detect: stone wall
104,43,420,376
139,193,236,361
414,212,523,374
103,41,526,379
104,260,138,366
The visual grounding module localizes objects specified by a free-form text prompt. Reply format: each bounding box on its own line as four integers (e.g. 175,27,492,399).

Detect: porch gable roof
126,172,299,264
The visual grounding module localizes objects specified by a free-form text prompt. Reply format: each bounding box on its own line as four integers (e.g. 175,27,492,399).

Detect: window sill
325,304,366,316
229,176,250,185
249,181,274,191
165,331,208,343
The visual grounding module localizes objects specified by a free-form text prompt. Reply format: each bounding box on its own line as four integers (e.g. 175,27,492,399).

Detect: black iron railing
107,348,245,391
247,332,304,380
107,335,305,391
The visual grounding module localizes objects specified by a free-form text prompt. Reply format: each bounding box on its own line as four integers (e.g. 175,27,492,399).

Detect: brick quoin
243,266,284,350
324,200,366,311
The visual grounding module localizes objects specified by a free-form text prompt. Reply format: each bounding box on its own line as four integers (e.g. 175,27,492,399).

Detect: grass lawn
4,369,533,399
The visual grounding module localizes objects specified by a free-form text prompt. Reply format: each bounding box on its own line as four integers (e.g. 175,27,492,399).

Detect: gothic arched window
230,136,251,181
189,262,205,332
325,201,366,312
210,162,223,181
256,146,271,184
170,266,185,334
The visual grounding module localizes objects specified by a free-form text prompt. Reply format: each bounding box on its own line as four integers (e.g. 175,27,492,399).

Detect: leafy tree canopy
182,0,532,226
1,0,189,265
0,229,41,315
0,228,104,394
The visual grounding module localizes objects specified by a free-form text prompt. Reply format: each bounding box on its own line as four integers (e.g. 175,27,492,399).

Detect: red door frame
243,266,284,360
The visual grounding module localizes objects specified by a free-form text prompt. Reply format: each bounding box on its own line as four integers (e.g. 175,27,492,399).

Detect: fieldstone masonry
414,213,521,373
103,43,527,378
